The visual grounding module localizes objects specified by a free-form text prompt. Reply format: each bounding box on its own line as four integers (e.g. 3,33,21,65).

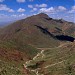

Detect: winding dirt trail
44,60,66,68
24,42,70,75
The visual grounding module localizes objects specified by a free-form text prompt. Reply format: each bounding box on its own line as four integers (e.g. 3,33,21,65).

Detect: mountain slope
0,13,75,75
0,13,75,63
0,13,75,47
25,42,75,75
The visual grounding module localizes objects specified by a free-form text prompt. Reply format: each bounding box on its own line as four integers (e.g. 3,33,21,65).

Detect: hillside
0,13,75,75
0,13,75,47
25,42,75,75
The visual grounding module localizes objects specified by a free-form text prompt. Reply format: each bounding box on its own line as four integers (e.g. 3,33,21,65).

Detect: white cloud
17,8,25,12
29,0,33,2
8,9,15,12
28,4,47,9
0,13,27,22
35,4,47,8
0,4,9,11
17,0,25,3
58,6,66,11
11,14,26,17
39,7,55,13
19,14,26,17
0,14,8,17
11,14,27,20
11,14,17,17
0,4,14,12
31,8,37,12
68,10,75,13
28,5,33,8
0,0,4,2
72,6,75,10
33,8,37,11
68,6,75,13
38,5,67,14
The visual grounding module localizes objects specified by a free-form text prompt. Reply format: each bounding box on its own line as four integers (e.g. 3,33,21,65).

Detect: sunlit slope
0,13,75,75
25,42,75,75
0,13,75,48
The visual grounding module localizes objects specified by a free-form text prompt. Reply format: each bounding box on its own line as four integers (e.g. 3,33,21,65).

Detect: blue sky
0,0,75,23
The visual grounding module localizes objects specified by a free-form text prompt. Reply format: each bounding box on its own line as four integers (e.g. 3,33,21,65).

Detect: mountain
0,13,75,75
0,13,75,46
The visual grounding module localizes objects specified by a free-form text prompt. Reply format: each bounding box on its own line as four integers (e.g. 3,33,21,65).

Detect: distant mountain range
0,21,15,28
0,13,75,75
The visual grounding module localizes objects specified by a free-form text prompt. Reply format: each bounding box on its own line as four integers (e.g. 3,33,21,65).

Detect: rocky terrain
0,13,75,75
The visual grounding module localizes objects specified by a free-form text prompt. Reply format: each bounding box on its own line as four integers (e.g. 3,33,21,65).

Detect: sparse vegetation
0,13,75,75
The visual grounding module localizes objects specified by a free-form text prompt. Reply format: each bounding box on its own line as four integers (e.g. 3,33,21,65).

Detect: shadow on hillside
35,25,75,42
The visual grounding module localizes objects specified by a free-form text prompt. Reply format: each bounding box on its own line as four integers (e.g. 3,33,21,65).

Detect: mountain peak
36,13,49,18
